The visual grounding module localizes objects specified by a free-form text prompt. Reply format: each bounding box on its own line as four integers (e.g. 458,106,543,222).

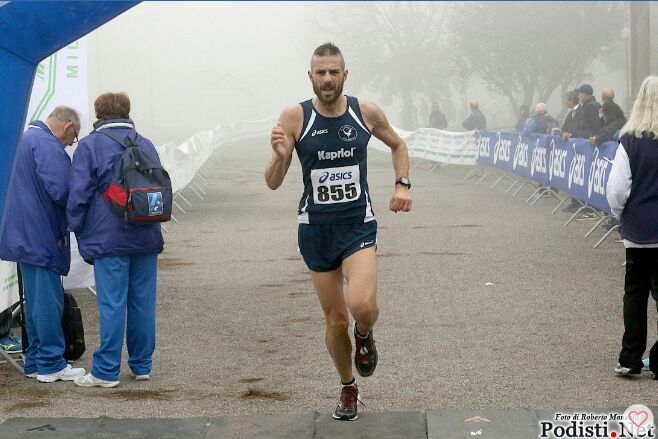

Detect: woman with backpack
67,92,165,388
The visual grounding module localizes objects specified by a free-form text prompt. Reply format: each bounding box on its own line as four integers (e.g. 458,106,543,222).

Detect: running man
265,43,412,421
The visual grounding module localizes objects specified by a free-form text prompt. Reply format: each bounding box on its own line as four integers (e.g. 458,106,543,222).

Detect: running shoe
37,364,86,383
576,211,603,220
130,371,150,381
614,362,641,376
74,373,119,388
0,334,22,353
332,385,360,421
354,324,378,377
601,218,620,231
643,358,650,371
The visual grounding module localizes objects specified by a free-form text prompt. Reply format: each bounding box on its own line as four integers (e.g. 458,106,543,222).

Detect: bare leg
342,247,379,334
311,268,353,383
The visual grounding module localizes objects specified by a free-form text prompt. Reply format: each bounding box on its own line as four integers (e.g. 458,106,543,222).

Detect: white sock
355,323,370,339
341,378,357,387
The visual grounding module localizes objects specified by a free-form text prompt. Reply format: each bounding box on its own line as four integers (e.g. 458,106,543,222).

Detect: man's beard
313,80,344,105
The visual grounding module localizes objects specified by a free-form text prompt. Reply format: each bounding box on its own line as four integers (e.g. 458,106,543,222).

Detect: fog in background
88,2,650,145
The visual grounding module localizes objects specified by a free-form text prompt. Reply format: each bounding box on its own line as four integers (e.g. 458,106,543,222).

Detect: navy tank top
294,96,375,224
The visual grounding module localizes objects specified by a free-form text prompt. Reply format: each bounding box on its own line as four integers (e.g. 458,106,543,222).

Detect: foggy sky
89,2,374,144
88,2,633,145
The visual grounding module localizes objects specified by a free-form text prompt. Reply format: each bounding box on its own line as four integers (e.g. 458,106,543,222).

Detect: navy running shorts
298,221,377,272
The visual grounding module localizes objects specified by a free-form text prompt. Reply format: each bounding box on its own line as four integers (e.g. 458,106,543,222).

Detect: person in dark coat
68,93,164,388
577,84,601,138
462,101,487,131
561,90,585,140
601,88,626,125
0,106,86,382
428,101,447,130
590,100,627,146
607,75,658,378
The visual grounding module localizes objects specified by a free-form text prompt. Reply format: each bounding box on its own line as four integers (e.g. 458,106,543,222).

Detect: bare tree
304,2,455,129
449,2,626,114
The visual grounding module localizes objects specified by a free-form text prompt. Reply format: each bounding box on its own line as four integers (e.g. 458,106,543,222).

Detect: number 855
317,183,358,202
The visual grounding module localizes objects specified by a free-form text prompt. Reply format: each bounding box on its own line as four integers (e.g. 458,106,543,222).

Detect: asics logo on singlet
311,128,328,137
339,125,358,142
319,170,353,184
317,147,356,161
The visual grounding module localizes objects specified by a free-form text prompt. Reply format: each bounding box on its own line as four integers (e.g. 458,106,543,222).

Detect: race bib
310,165,361,205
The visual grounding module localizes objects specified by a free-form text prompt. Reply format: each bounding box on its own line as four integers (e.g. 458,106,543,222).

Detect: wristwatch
395,177,411,189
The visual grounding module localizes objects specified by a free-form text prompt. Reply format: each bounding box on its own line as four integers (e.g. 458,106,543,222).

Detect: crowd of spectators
518,83,627,145
427,100,487,131
428,84,625,141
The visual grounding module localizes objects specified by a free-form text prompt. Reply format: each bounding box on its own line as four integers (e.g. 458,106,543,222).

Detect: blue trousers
92,253,158,381
18,263,67,375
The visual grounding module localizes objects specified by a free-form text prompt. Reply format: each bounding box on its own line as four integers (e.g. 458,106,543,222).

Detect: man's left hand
390,186,412,213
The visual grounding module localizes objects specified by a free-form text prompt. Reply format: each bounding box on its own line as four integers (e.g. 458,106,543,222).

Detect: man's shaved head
311,42,345,70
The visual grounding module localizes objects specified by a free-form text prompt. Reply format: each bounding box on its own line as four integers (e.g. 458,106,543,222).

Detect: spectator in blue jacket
0,106,86,382
67,93,164,388
607,75,658,378
522,103,559,136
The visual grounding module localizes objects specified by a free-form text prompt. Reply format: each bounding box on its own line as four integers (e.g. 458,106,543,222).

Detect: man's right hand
271,123,290,161
265,106,301,190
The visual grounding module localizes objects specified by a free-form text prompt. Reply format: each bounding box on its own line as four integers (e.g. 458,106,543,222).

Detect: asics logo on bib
319,170,353,184
310,164,361,205
312,128,328,137
317,147,356,161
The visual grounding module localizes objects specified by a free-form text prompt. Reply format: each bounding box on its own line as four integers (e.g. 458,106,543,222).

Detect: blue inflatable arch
0,1,138,228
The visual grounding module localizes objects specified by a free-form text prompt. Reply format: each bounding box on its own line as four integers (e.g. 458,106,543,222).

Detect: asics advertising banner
476,131,616,214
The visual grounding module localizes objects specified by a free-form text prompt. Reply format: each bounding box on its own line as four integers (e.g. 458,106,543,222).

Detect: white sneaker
37,364,86,383
25,372,37,378
614,362,641,376
130,371,150,381
74,373,119,388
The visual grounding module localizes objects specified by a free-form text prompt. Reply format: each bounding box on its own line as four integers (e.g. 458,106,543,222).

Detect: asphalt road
1,135,656,422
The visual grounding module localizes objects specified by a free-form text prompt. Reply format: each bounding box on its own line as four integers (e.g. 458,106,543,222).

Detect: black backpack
62,292,85,361
99,131,172,225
